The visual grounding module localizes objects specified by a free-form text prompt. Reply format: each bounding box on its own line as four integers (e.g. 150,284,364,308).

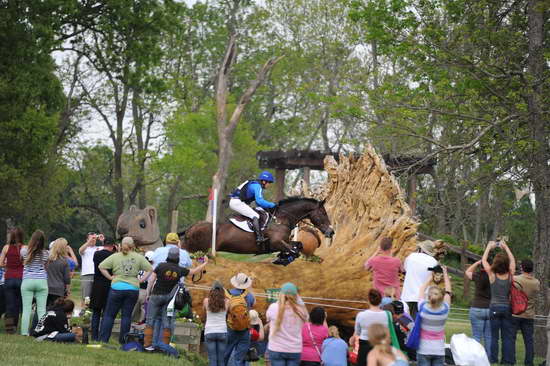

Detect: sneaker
144,346,155,352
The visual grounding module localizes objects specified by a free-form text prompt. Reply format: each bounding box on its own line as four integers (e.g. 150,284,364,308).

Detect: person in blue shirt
322,326,349,366
151,233,192,270
229,171,276,244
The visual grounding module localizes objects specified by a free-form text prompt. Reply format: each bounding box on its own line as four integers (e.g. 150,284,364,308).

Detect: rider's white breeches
229,198,259,220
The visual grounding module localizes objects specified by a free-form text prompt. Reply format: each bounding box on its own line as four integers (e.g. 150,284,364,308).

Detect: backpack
510,276,529,315
225,289,250,331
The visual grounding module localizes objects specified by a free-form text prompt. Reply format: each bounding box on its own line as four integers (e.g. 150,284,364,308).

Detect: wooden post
170,210,179,233
303,167,311,197
407,174,417,215
461,241,470,299
275,169,286,201
211,189,218,257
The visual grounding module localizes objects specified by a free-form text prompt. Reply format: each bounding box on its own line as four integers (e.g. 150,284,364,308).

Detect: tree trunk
207,33,283,222
132,88,147,209
525,0,549,357
166,175,183,234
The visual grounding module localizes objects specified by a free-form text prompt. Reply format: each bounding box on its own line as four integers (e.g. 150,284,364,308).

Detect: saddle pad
229,210,270,233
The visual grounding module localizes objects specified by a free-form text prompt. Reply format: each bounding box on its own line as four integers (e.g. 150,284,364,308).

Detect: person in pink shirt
365,237,403,298
301,306,329,366
266,282,309,366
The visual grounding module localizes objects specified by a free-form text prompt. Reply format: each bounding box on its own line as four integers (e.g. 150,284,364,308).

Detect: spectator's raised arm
442,265,452,304
465,260,481,280
501,242,516,275
481,241,495,275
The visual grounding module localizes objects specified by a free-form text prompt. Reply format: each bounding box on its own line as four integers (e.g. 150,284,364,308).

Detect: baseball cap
165,233,179,244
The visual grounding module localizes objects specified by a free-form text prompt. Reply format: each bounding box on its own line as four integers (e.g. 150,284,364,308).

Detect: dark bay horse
180,197,334,255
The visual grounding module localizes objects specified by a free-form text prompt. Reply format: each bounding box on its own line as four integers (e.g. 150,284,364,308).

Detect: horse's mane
278,196,319,205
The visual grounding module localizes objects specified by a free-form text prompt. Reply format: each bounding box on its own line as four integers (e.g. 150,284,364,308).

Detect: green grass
445,316,545,365
0,333,206,366
217,252,275,262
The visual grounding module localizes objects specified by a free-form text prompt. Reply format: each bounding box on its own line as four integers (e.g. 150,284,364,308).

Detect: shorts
80,274,94,301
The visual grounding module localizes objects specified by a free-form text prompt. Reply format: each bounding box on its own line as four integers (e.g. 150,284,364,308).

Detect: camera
197,257,205,263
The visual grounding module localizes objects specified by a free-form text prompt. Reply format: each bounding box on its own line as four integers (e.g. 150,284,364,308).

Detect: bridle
272,203,322,230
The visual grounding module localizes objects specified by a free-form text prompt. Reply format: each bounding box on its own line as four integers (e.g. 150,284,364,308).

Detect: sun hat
230,273,252,289
144,251,155,262
249,310,261,325
417,240,435,257
165,232,179,244
280,282,298,295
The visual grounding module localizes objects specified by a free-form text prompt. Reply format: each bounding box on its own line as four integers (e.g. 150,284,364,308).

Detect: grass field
0,333,206,366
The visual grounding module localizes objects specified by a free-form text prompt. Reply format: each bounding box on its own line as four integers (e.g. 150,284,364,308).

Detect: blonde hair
368,323,394,359
121,237,134,255
428,286,444,308
328,326,340,338
49,238,68,261
273,293,307,334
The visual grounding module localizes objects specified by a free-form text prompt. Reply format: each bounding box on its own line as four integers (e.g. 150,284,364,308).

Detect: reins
273,204,317,229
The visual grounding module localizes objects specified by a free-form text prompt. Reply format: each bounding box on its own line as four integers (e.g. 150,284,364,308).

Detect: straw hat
230,273,252,289
417,240,435,257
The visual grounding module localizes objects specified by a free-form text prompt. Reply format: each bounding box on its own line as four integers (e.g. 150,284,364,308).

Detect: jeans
224,329,251,366
416,354,444,366
52,332,76,342
0,285,5,317
268,350,301,366
146,293,173,329
489,304,514,365
512,317,535,366
4,278,22,317
99,289,138,344
91,308,104,341
20,278,48,336
469,307,491,357
205,332,227,366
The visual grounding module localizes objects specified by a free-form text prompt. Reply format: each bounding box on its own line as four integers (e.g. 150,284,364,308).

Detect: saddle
229,209,270,233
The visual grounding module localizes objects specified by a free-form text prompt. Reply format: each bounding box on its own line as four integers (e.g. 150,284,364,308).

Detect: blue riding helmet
258,171,274,183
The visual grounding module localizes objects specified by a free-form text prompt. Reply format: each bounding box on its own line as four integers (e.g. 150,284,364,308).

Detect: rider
229,171,276,245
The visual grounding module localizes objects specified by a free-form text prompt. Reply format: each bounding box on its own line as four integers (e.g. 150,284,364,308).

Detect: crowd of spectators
0,229,542,366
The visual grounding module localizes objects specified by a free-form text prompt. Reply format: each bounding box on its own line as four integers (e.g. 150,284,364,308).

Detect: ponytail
120,237,134,255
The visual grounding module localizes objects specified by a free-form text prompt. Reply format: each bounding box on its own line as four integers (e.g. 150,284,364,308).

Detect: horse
180,197,334,256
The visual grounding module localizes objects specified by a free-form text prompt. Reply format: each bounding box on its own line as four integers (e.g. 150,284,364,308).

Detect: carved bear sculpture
116,205,163,250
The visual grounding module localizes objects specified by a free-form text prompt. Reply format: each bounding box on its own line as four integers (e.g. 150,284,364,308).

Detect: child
32,298,78,342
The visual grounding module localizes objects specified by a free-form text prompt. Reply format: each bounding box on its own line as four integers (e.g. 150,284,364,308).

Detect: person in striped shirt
416,265,452,366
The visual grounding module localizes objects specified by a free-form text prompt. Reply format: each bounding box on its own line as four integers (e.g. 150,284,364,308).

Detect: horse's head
277,197,335,238
309,199,335,239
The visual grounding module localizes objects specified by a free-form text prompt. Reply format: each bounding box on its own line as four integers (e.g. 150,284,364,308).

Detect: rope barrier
186,285,550,325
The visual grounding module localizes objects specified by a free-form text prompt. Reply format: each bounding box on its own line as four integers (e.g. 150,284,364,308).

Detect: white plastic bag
450,333,490,366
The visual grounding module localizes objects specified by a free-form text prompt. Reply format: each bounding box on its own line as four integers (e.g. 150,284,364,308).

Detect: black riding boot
252,217,266,244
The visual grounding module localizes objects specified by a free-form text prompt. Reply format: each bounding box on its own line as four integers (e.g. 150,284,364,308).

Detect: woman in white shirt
204,281,229,366
351,289,388,366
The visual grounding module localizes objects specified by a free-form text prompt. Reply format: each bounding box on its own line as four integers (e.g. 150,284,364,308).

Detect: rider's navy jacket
231,181,276,209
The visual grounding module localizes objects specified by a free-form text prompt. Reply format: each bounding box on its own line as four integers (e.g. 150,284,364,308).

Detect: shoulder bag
405,302,424,350
307,323,325,366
